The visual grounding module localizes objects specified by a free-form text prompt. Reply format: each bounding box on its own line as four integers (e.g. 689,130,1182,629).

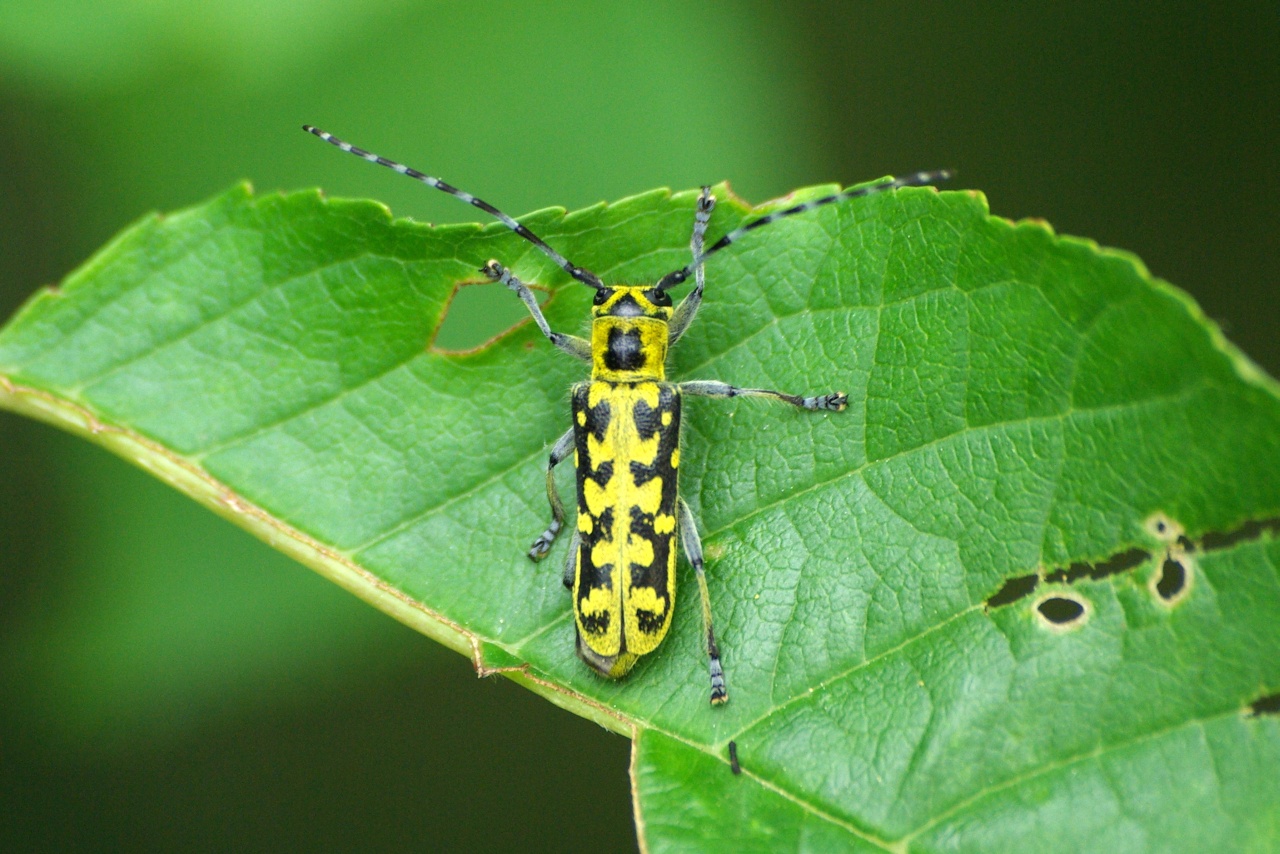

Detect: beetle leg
679,380,847,412
677,497,728,706
561,531,580,590
529,427,575,561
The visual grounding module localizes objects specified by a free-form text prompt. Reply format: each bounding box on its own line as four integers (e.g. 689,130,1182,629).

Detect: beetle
304,124,949,704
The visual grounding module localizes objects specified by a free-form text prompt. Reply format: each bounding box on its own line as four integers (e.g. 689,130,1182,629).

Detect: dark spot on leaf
1249,693,1280,717
987,574,1039,608
1155,557,1187,600
728,740,741,775
1037,596,1085,625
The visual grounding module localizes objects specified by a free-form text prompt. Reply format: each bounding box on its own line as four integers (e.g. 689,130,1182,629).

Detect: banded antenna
303,125,604,290
656,169,953,290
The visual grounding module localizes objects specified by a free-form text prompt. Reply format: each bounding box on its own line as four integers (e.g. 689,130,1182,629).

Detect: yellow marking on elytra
670,448,680,468
587,432,616,469
577,585,621,656
627,534,654,568
629,586,667,615
578,512,594,534
636,382,661,410
625,556,676,654
654,513,676,535
588,383,613,409
631,433,660,467
579,586,614,620
584,477,616,518
591,539,618,571
634,477,664,515
577,410,587,426
662,411,672,426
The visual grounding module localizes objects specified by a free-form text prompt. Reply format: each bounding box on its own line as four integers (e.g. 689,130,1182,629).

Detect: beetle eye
593,288,610,305
646,289,672,307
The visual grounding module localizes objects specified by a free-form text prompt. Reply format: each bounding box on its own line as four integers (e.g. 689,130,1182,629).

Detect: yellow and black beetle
305,125,949,705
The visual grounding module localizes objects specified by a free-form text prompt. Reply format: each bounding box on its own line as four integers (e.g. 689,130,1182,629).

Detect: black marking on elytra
594,506,615,540
575,523,617,628
572,384,611,443
632,386,675,436
619,386,680,627
630,460,658,486
630,387,681,496
629,552,671,594
572,380,642,647
604,327,645,372
628,503,673,601
584,458,614,488
574,498,616,600
629,505,657,540
635,609,666,633
578,608,611,636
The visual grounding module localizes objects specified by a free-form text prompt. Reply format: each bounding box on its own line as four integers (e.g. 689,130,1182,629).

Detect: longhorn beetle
304,125,950,705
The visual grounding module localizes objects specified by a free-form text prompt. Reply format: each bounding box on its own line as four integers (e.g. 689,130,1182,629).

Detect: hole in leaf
1155,557,1187,600
1148,550,1194,606
1038,597,1085,623
1200,517,1280,552
986,574,1039,608
1250,693,1280,717
1034,595,1088,629
1043,548,1148,585
432,280,551,353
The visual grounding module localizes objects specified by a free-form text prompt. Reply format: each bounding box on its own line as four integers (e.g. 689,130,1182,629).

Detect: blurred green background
1,2,1275,850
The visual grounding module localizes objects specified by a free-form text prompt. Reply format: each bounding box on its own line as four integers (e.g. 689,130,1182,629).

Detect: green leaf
3,181,1279,852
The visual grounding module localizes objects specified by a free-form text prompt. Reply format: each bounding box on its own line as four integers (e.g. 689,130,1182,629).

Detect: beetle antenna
303,125,604,290
656,170,953,290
